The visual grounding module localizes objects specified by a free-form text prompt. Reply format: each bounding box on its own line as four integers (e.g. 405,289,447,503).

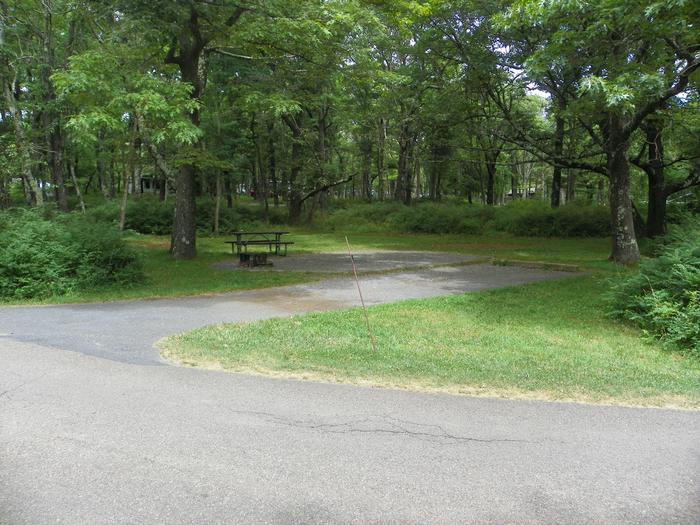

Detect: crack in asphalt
282,416,534,445
223,408,533,445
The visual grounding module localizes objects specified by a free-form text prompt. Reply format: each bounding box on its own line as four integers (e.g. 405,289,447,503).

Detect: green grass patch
161,276,700,408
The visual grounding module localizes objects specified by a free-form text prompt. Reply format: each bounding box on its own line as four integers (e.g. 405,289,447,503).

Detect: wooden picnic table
225,231,293,257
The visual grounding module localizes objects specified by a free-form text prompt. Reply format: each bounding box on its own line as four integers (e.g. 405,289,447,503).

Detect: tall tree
500,0,700,264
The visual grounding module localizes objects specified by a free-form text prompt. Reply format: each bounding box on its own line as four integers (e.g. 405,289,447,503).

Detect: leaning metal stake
345,236,378,353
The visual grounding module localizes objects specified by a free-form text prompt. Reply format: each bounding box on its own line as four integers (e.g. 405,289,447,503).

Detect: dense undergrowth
84,195,612,238
85,195,287,235
0,209,143,299
318,199,610,237
608,219,700,358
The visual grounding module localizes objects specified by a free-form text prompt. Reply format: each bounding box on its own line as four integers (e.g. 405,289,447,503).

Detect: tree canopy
1,0,698,264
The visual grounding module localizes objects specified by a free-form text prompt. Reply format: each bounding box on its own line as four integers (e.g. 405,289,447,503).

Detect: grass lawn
160,275,700,408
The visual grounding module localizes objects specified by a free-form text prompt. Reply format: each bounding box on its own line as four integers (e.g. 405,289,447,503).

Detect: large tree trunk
360,136,372,200
413,152,421,200
172,163,197,251
485,151,498,206
267,121,278,207
119,167,130,231
428,145,444,201
46,123,68,211
643,123,667,238
288,192,302,224
551,113,565,207
167,10,206,259
214,173,221,235
605,114,640,265
40,2,68,211
250,115,268,221
377,118,386,201
395,128,412,205
284,115,303,223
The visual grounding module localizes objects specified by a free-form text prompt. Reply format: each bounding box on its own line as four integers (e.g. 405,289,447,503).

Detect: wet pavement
213,250,484,273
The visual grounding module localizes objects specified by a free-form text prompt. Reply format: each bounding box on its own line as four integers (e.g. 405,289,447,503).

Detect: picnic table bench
225,231,294,267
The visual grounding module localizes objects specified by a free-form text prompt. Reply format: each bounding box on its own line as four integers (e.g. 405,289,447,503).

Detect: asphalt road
1,262,699,524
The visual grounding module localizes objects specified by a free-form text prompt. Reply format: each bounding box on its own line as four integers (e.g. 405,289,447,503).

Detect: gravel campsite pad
212,250,485,273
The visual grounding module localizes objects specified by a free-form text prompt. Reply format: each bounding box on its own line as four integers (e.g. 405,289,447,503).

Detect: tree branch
300,175,353,204
225,6,248,26
164,36,180,66
665,162,700,196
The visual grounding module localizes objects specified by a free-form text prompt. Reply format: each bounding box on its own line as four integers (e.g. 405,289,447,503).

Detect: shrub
607,219,700,358
390,202,484,234
124,196,173,234
319,201,405,232
0,210,143,299
83,195,285,235
81,194,609,238
493,200,609,237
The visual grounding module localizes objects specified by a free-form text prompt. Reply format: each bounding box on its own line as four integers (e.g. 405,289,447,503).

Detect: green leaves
243,92,302,117
54,44,200,146
608,218,700,357
0,210,143,299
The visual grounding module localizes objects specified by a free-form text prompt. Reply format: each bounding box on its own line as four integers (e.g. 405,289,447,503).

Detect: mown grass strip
161,276,700,408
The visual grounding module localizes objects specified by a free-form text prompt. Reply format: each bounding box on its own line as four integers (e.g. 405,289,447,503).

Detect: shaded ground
213,250,484,273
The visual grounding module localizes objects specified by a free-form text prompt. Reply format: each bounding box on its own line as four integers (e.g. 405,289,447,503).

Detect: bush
85,194,608,238
84,195,285,236
318,201,405,232
493,200,609,237
124,196,173,234
316,200,606,237
0,210,143,299
607,219,700,358
390,202,484,234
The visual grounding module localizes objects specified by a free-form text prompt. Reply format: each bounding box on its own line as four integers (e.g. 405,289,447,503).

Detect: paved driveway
1,262,699,524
